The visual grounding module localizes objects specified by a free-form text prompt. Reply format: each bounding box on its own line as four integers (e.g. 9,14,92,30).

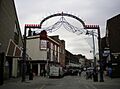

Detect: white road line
84,84,97,89
89,84,97,89
84,85,90,89
39,85,45,89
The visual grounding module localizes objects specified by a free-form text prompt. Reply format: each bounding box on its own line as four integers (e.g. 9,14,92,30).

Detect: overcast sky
14,0,120,59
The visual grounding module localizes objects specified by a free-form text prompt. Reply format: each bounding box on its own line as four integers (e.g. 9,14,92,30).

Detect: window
40,40,47,50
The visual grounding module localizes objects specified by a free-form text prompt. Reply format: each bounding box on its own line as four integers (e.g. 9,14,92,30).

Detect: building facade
50,36,65,67
0,0,23,84
65,50,80,68
106,14,120,77
26,30,65,76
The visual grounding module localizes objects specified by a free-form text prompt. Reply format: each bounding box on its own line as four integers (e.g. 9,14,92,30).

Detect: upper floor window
40,40,47,50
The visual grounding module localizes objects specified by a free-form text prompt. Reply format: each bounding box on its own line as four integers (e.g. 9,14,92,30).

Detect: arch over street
40,12,86,29
23,12,104,82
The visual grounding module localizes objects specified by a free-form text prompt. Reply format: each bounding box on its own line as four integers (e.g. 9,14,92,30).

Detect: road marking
84,85,90,89
39,85,45,89
89,84,97,89
84,84,97,89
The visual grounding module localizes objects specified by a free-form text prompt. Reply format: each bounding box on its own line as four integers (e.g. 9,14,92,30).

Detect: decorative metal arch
23,12,103,82
40,12,86,29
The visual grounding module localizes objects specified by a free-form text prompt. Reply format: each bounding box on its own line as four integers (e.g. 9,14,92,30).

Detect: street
0,74,120,89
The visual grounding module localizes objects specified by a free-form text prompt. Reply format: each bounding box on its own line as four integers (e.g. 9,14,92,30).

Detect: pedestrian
93,68,98,82
41,69,44,76
29,69,33,80
78,69,82,77
43,69,46,77
86,70,89,79
108,67,112,78
89,71,93,79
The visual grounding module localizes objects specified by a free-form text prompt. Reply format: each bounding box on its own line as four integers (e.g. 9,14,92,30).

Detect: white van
49,65,63,77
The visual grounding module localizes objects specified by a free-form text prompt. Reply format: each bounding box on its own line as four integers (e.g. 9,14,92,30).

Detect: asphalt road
39,76,120,89
0,75,120,89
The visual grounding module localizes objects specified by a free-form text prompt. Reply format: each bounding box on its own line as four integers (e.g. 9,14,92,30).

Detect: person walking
108,67,112,78
41,69,44,76
29,69,33,80
43,69,46,77
86,70,89,79
78,69,82,77
93,68,98,82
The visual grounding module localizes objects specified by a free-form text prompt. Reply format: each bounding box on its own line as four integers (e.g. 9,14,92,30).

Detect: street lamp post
97,27,104,82
86,30,98,82
47,47,50,77
85,25,104,82
91,30,96,67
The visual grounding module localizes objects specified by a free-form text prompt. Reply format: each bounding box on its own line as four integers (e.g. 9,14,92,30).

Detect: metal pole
47,48,49,76
98,27,104,82
92,30,96,67
22,26,27,82
92,30,98,82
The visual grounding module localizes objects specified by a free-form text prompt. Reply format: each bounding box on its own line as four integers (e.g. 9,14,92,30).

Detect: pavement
81,72,120,85
0,75,120,89
0,76,47,89
81,75,120,85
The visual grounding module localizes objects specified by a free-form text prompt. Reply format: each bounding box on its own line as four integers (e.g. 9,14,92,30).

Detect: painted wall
27,38,47,61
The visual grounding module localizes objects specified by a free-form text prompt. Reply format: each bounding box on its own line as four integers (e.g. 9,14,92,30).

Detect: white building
26,30,61,76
